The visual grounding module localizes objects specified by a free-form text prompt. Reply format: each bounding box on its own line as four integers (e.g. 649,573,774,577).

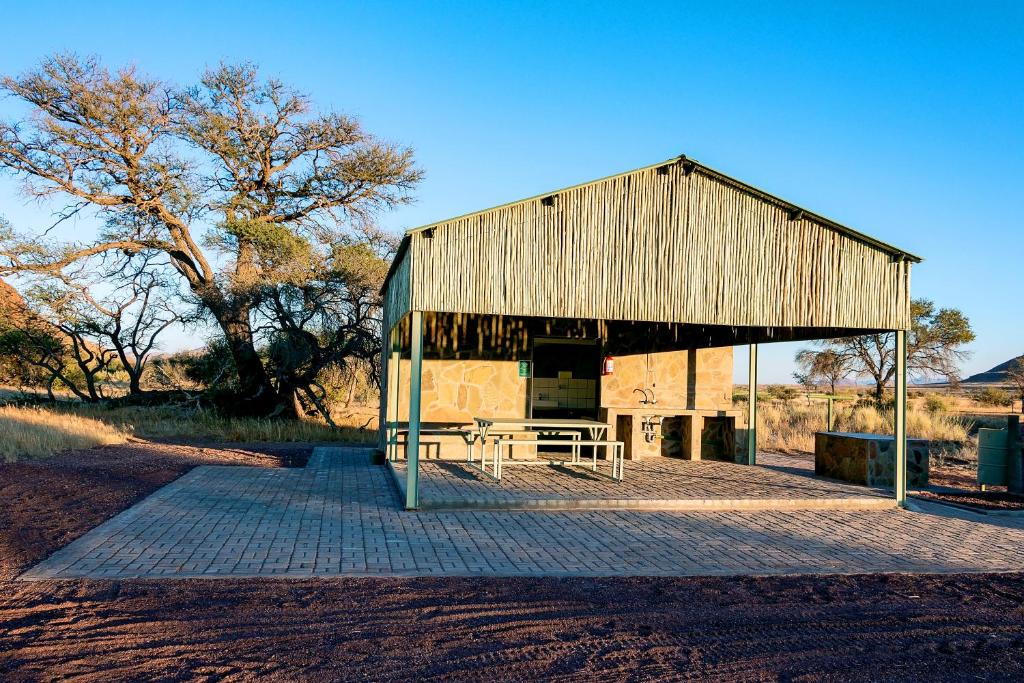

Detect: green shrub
924,395,948,413
973,387,1012,407
765,385,799,402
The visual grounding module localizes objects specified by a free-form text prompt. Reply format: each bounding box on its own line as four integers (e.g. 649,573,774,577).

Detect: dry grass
0,405,129,462
58,404,376,444
0,403,376,461
753,401,970,455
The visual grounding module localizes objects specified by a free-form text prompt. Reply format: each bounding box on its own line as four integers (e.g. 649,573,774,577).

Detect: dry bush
0,405,128,461
754,401,970,454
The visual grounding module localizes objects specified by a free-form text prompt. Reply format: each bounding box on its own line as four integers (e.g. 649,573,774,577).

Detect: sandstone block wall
601,347,733,410
387,343,734,460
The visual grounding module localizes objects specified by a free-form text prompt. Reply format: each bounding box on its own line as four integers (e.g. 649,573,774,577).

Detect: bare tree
798,299,975,401
0,55,420,416
0,288,117,402
1007,358,1024,415
75,256,192,395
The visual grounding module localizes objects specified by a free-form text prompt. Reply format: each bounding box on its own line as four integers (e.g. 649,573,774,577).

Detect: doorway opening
530,338,600,419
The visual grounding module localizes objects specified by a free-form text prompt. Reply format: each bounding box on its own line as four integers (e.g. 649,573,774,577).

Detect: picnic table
473,417,611,442
470,417,622,481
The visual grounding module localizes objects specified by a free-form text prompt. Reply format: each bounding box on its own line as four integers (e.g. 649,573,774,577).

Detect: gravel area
2,442,1023,681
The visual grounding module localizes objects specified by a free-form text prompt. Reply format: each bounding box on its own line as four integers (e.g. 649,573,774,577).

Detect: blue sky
0,1,1020,382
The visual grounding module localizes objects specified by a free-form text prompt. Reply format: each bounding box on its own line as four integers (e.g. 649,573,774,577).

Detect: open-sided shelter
379,154,920,509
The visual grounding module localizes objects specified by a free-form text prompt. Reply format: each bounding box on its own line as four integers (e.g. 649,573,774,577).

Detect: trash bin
978,427,1009,487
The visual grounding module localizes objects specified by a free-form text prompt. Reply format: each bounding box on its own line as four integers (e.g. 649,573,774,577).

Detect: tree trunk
128,371,142,396
214,307,296,418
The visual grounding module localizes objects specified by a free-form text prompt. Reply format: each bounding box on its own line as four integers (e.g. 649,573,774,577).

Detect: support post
406,311,424,510
894,329,908,507
687,415,704,461
746,343,757,465
386,328,401,461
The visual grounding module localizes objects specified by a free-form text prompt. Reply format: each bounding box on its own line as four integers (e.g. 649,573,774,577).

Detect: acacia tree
798,299,975,400
0,55,420,416
793,348,854,395
257,227,394,423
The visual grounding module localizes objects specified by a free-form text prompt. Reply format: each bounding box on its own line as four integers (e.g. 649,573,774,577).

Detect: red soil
2,443,1023,681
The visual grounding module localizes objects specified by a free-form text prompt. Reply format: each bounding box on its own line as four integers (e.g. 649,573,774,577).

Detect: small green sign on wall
518,360,531,378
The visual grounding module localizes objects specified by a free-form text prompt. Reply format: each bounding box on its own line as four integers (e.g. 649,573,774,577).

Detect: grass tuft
0,405,129,462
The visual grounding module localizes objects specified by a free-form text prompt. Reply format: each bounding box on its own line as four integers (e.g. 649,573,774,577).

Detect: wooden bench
387,425,474,461
387,424,584,463
487,436,624,482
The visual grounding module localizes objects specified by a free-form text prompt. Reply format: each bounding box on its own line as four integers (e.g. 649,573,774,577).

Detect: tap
633,388,657,405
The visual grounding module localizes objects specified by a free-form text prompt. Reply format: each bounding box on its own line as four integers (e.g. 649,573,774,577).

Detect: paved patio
21,446,1024,580
388,453,893,511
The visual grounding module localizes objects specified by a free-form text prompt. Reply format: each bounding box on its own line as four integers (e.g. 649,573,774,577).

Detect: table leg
495,438,502,480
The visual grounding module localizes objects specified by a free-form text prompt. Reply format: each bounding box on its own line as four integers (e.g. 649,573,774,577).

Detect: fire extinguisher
601,355,615,375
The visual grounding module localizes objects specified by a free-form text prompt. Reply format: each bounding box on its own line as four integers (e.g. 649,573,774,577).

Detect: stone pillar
688,414,704,460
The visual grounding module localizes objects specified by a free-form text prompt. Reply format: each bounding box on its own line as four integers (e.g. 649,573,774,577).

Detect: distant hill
963,355,1024,384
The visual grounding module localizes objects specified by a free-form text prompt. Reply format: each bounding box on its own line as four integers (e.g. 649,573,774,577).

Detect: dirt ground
923,465,1024,511
2,444,1024,681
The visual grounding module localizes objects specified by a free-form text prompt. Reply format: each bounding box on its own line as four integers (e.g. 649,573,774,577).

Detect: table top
473,417,609,429
818,431,928,442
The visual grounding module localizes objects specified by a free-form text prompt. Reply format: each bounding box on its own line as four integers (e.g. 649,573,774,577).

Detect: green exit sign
518,360,531,378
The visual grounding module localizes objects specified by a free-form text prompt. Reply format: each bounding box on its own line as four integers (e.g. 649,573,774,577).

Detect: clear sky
0,1,1020,382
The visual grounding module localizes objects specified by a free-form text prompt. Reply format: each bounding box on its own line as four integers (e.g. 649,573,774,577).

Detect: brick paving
389,452,892,510
21,447,1024,580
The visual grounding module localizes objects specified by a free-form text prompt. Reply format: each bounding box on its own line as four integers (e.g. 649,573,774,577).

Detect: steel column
894,329,908,507
386,328,401,460
747,343,758,466
406,311,424,510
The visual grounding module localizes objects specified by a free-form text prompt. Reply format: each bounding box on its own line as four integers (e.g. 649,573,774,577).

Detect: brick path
389,452,892,510
21,447,1024,580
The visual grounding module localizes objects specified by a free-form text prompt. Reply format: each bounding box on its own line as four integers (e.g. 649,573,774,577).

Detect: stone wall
395,358,527,424
601,347,733,410
814,433,929,488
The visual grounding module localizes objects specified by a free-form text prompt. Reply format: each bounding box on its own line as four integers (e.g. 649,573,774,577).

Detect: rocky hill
963,355,1024,384
0,279,28,323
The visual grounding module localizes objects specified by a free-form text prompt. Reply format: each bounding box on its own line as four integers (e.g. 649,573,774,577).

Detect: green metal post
826,396,834,432
747,343,757,465
406,311,424,510
387,328,401,461
894,329,907,507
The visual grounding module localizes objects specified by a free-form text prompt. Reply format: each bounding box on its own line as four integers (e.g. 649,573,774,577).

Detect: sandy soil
2,444,1024,681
